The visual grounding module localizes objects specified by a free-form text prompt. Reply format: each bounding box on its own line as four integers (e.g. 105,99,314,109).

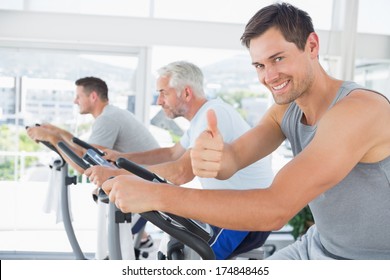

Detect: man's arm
27,124,87,174
105,142,186,165
40,123,74,142
103,91,389,231
86,147,193,187
148,150,194,185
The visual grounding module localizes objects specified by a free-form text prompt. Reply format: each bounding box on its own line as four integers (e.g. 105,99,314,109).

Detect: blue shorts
131,214,147,234
208,226,270,259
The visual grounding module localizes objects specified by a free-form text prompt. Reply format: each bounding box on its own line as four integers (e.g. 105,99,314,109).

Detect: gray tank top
281,81,390,259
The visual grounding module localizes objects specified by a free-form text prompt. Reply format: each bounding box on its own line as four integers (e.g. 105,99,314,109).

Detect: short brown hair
75,77,109,102
241,2,314,51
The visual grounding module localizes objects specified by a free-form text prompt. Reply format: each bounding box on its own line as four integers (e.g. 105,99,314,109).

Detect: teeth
273,81,288,90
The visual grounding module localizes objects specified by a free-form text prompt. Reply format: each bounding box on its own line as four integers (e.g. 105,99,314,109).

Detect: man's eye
275,57,283,62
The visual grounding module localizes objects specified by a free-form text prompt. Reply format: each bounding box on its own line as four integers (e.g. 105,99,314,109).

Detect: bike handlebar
57,141,215,260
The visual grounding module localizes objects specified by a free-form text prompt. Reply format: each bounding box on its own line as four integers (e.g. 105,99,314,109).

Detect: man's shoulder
104,104,128,113
333,88,389,112
100,105,135,118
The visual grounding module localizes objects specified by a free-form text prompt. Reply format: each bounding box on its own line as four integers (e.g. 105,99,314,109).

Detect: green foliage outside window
0,125,40,180
288,206,314,240
217,90,268,120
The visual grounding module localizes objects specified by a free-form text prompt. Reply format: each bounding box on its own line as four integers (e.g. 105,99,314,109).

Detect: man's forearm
124,147,176,165
148,155,195,185
43,124,74,146
56,127,74,144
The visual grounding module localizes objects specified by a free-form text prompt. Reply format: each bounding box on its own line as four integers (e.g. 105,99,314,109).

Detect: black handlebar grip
57,142,90,170
116,157,165,183
97,188,109,204
72,137,105,156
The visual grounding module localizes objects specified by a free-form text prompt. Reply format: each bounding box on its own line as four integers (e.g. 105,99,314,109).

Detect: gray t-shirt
280,81,390,259
88,104,159,152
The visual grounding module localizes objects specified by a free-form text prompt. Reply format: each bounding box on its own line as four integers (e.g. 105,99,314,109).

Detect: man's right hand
102,148,123,162
26,125,57,144
190,109,224,178
84,165,125,187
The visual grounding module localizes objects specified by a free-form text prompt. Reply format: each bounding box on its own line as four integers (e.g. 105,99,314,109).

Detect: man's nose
263,66,279,84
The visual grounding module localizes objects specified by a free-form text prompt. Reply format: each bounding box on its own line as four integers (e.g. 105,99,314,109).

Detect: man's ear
90,91,99,101
184,87,192,98
306,32,319,58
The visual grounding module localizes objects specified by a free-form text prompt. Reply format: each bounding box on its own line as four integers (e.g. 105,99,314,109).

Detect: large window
0,0,151,17
0,48,139,180
355,61,390,98
3,0,390,36
0,48,143,253
0,0,334,28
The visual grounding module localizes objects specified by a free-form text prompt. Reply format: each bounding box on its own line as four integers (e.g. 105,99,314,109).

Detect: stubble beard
272,72,313,105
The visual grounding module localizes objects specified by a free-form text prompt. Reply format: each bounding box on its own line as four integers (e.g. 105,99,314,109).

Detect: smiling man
102,3,390,260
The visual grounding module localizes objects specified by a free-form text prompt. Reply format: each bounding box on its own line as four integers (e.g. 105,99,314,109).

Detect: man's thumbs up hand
191,109,224,178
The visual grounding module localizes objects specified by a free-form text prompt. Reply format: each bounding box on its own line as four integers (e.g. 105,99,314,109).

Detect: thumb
206,109,219,137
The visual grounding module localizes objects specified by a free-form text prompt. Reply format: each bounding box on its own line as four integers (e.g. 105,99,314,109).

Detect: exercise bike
27,124,214,260
26,125,90,259
62,138,275,260
58,139,215,260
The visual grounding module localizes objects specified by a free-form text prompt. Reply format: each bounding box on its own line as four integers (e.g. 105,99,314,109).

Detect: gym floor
0,223,163,260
